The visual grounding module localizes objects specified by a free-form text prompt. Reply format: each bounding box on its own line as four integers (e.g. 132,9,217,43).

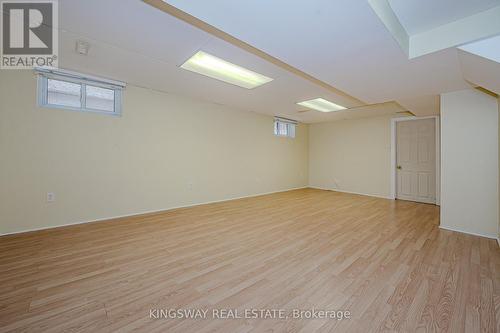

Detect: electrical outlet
47,192,55,202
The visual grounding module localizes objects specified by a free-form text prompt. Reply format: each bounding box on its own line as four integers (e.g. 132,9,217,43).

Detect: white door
396,118,436,204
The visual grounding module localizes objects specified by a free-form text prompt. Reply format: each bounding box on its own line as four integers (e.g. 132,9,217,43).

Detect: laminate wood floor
1,189,499,332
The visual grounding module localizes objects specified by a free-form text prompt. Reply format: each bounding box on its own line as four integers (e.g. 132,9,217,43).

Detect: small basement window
36,67,125,115
274,117,297,138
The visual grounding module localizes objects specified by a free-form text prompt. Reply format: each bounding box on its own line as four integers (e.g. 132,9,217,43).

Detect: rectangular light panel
180,51,273,89
297,98,347,112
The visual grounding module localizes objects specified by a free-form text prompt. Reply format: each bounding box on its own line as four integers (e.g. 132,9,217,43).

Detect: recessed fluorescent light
180,51,273,89
297,98,347,112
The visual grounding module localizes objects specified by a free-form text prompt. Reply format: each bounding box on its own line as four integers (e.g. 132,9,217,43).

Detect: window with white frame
36,67,125,115
274,117,297,138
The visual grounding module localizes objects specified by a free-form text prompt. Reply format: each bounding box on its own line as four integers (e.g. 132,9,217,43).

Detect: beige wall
0,71,308,234
308,114,400,198
440,89,498,238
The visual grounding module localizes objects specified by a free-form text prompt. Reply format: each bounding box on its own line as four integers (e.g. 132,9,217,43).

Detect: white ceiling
163,0,476,115
57,0,406,124
388,0,500,35
57,0,499,123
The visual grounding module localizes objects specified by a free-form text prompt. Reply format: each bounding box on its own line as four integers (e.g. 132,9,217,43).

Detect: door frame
390,116,440,205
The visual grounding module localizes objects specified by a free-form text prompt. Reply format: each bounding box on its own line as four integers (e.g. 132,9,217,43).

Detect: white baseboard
10,187,494,242
0,186,308,237
439,225,497,240
308,186,393,200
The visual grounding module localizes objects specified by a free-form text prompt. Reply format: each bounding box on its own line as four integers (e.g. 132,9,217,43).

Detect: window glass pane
47,79,81,108
279,122,287,136
274,120,296,138
85,85,115,112
289,124,296,138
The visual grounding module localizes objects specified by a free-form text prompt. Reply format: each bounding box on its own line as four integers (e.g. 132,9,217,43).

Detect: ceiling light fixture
297,98,347,112
180,51,273,89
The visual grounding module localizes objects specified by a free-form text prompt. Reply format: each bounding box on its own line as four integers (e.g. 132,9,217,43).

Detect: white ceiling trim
458,49,500,95
459,35,500,64
410,6,500,58
367,0,409,56
369,1,500,59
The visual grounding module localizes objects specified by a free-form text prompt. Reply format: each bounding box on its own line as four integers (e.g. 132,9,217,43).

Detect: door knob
397,165,402,170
